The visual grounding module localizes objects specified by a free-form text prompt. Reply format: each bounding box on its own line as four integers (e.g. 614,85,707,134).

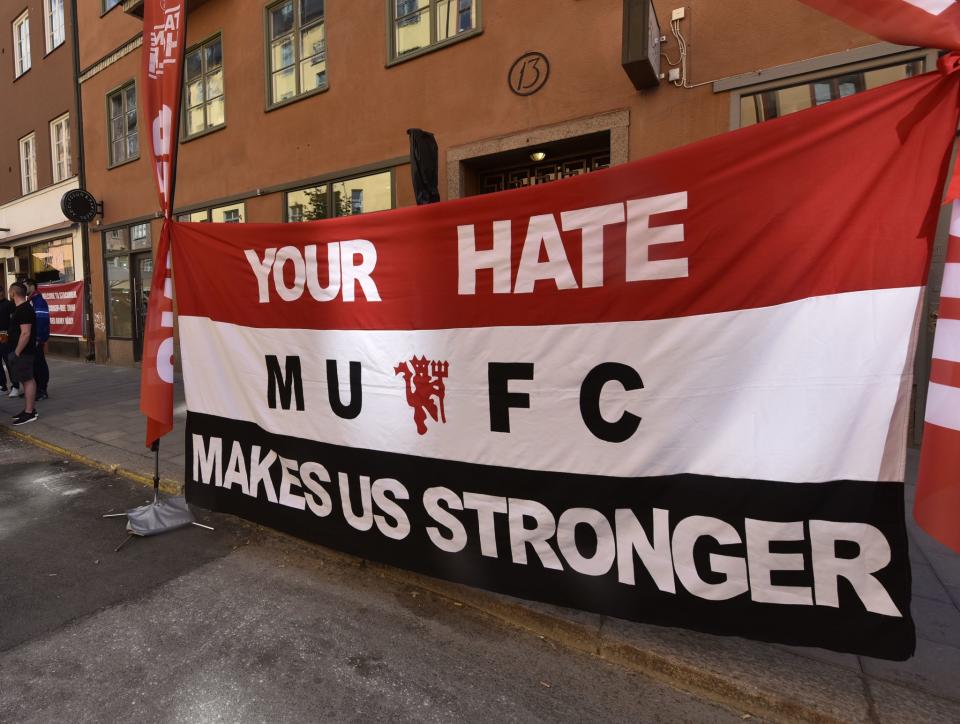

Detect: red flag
797,0,960,50
139,0,185,447
916,206,960,553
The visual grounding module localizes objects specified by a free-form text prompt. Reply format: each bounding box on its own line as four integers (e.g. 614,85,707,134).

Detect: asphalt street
0,434,743,723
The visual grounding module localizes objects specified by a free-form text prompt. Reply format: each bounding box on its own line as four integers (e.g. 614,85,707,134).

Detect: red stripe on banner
916,421,960,553
173,69,960,332
930,357,960,387
940,296,960,319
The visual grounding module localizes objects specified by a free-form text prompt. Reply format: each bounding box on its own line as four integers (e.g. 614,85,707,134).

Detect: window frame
284,168,396,222
13,10,31,78
182,33,227,141
50,113,72,183
264,0,329,111
101,0,122,15
102,221,152,340
722,45,937,130
176,201,247,223
386,0,482,66
19,133,37,196
44,0,65,54
106,80,140,169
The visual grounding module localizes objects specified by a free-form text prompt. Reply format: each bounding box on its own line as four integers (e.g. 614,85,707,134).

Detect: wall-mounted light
530,151,547,162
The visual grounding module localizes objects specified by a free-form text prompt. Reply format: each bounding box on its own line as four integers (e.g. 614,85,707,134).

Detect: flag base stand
102,440,212,550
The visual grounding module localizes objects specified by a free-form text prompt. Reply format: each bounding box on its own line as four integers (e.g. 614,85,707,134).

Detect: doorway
131,252,153,362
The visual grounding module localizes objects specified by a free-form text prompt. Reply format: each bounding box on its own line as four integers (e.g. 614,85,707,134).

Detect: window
103,223,151,338
267,0,327,106
19,134,37,195
15,238,75,283
286,170,392,221
50,114,71,183
108,82,138,166
177,202,246,223
44,0,65,53
391,0,476,60
102,0,122,12
13,11,31,77
739,59,924,127
184,36,225,137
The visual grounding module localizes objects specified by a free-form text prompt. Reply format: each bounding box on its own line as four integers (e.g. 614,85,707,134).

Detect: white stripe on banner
180,287,921,483
925,382,960,431
942,262,960,299
950,201,960,237
904,0,955,15
932,318,960,362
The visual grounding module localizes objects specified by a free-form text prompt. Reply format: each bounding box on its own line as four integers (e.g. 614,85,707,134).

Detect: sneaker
0,386,6,393
36,392,48,401
7,387,20,398
12,410,38,426
10,410,23,420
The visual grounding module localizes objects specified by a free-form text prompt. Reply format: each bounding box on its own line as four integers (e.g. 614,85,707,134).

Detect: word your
245,241,381,303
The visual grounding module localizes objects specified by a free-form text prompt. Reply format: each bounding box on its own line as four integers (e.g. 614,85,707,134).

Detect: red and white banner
139,0,185,447
798,0,960,50
170,67,960,658
39,280,84,337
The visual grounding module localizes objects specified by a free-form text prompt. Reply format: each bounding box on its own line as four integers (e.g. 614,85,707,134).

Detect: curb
2,427,183,496
0,426,867,723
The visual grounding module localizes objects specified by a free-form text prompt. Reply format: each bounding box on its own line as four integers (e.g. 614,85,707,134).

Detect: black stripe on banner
185,412,915,660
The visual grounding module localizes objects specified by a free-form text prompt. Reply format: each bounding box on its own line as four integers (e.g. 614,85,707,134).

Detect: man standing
25,279,50,401
7,282,37,425
0,288,14,393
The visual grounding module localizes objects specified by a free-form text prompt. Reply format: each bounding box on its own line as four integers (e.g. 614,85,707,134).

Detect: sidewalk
4,357,960,723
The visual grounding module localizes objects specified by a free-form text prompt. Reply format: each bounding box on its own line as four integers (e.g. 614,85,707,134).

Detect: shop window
14,238,75,284
738,59,925,127
177,202,246,223
267,0,327,107
108,82,138,167
184,36,225,138
13,11,31,78
391,0,477,61
44,0,65,53
50,113,71,183
19,133,37,195
285,170,392,221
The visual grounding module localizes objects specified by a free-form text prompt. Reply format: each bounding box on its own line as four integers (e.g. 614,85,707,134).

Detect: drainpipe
70,0,96,360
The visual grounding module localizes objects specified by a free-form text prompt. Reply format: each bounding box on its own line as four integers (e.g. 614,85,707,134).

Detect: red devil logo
395,356,449,435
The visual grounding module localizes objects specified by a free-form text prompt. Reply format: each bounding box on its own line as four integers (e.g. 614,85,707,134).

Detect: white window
44,0,65,53
13,11,31,77
19,133,37,195
50,114,71,183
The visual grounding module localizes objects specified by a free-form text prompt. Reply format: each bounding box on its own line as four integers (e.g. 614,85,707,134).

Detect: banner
139,0,185,447
39,280,84,337
170,67,960,659
798,0,960,50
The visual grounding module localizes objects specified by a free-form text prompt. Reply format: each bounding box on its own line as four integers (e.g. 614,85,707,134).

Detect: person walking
0,288,14,394
7,282,38,425
25,279,49,401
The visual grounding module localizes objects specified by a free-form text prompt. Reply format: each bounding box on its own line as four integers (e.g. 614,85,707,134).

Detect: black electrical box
622,0,661,90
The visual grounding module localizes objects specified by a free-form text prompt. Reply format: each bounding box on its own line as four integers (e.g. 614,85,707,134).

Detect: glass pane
105,228,129,252
126,133,138,158
773,84,811,115
51,238,74,282
396,7,429,55
437,0,469,41
301,22,325,61
111,116,124,140
130,223,151,249
302,0,324,24
187,79,205,107
206,97,225,128
272,67,296,102
206,69,223,100
126,109,137,133
838,80,858,98
330,172,392,217
109,92,123,118
181,210,209,222
396,0,427,18
287,185,327,221
111,139,124,164
125,85,136,111
187,106,205,135
185,49,203,81
300,54,326,92
272,38,295,71
212,203,245,223
204,38,222,70
740,96,758,127
271,1,294,39
107,255,132,338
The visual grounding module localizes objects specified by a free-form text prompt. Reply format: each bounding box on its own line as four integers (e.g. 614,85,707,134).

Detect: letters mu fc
246,193,688,442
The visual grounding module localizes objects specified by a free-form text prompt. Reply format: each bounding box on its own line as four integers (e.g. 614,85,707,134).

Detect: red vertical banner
139,0,185,447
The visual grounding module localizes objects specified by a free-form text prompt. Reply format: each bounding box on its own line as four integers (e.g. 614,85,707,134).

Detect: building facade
1,0,86,356
74,0,947,433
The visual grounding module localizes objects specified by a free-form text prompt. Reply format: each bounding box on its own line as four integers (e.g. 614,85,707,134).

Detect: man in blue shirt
25,279,49,401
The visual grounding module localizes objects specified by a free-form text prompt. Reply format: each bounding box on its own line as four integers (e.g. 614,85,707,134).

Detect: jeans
0,341,11,388
34,343,49,394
